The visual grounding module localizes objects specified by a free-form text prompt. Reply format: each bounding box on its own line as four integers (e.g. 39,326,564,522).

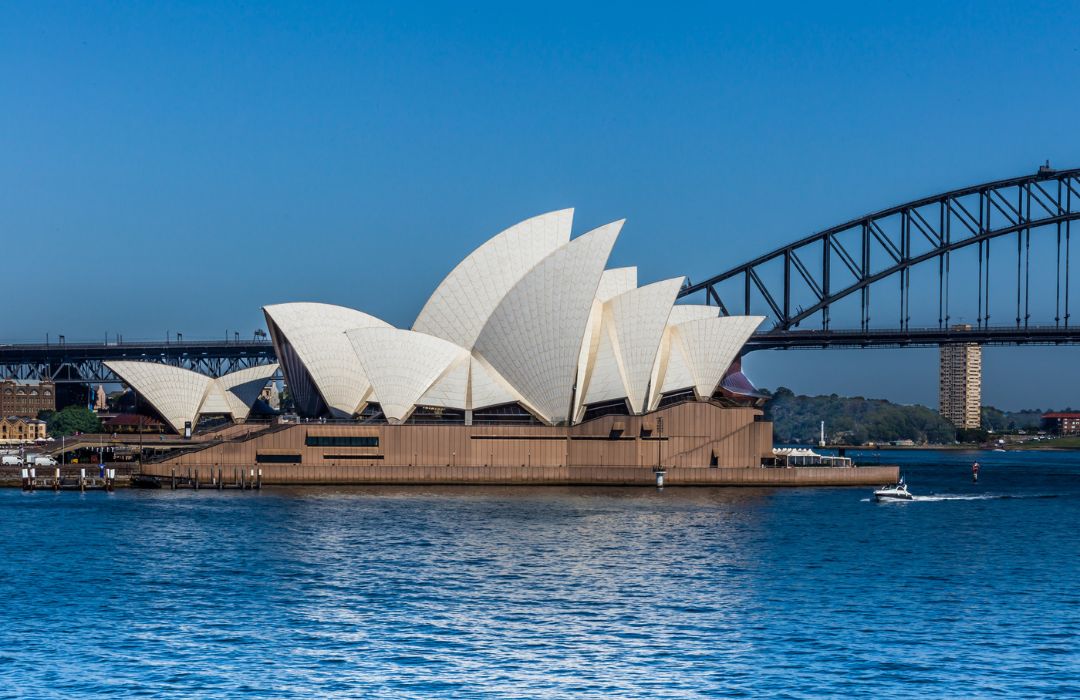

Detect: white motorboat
873,479,913,502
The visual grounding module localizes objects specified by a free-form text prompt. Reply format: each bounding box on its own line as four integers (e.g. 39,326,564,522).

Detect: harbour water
1,450,1077,698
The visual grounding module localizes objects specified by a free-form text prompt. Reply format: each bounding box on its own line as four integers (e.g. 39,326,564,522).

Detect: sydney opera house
121,210,782,483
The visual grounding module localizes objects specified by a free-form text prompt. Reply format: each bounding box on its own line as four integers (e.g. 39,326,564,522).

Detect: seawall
142,463,899,487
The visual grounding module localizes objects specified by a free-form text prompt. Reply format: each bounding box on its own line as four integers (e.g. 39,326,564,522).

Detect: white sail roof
606,278,684,412
580,308,626,407
106,361,279,431
468,355,526,410
571,268,637,420
571,266,641,418
417,354,470,409
413,209,573,350
648,305,723,409
578,278,683,412
198,383,232,415
675,316,765,399
264,302,390,417
474,221,621,424
595,267,637,302
105,361,213,433
346,327,468,423
217,364,279,420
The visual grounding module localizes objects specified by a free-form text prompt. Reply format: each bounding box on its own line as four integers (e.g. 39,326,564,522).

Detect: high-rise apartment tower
939,325,982,429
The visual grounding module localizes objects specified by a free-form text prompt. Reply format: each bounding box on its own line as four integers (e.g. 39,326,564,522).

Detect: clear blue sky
3,1,1079,410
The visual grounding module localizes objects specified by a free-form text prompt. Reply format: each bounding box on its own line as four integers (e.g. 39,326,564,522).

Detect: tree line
762,388,1053,445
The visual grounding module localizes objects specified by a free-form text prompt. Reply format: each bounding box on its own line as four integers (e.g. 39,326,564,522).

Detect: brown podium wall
148,402,774,474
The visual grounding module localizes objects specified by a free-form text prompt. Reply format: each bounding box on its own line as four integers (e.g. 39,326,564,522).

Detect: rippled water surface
2,450,1078,698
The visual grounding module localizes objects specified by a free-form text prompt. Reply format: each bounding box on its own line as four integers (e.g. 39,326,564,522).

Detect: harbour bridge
679,164,1080,350
2,165,1078,385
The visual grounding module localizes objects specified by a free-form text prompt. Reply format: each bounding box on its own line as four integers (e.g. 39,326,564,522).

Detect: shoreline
3,464,899,488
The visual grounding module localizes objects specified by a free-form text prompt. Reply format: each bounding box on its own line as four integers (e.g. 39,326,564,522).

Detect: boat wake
862,493,1061,503
914,494,1006,502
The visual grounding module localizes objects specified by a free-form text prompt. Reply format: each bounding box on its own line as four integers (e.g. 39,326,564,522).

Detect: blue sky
3,1,1079,409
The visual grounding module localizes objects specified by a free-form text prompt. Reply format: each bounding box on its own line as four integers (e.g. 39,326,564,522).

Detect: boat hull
874,492,913,502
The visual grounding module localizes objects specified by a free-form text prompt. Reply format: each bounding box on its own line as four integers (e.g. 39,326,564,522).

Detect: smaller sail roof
675,316,764,399
218,364,280,420
346,327,468,423
264,302,390,417
105,361,213,433
106,361,279,432
604,277,684,412
648,305,724,410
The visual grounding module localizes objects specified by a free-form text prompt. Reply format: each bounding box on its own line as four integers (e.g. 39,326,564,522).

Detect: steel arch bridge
0,339,276,384
3,166,1079,385
678,165,1080,350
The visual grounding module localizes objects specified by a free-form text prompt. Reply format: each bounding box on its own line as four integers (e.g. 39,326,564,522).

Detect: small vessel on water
873,478,913,502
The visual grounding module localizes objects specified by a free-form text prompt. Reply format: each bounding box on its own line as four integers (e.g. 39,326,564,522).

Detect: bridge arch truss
679,167,1080,347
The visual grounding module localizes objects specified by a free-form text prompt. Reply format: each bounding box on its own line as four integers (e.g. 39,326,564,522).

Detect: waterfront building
939,326,982,429
0,379,56,418
102,414,168,434
109,210,776,475
0,416,47,444
1041,412,1080,436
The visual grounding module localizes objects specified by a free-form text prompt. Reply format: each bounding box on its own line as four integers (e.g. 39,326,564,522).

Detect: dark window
305,435,379,447
472,402,542,425
256,453,301,464
657,388,697,409
581,398,631,422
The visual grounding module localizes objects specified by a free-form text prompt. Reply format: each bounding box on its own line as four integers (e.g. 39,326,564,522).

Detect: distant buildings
1041,412,1080,436
0,416,47,444
94,384,108,412
939,325,982,429
0,380,56,418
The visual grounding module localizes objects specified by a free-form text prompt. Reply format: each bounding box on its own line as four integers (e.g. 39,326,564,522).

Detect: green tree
980,406,1009,432
46,406,102,437
762,389,956,445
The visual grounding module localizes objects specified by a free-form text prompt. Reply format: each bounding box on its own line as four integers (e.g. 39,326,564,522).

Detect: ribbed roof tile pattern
106,361,279,431
675,316,764,399
649,305,724,409
198,384,232,415
595,267,637,302
468,356,525,410
218,364,280,420
474,221,622,424
347,327,468,423
413,209,573,350
580,308,625,406
656,330,696,398
571,266,640,418
264,302,390,417
105,361,213,433
605,278,684,412
417,354,470,409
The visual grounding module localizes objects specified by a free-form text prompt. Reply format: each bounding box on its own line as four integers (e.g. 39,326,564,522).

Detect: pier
13,466,120,492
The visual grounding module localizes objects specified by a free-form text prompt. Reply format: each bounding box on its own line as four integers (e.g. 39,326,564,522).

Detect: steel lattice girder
679,167,1080,335
0,341,277,383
